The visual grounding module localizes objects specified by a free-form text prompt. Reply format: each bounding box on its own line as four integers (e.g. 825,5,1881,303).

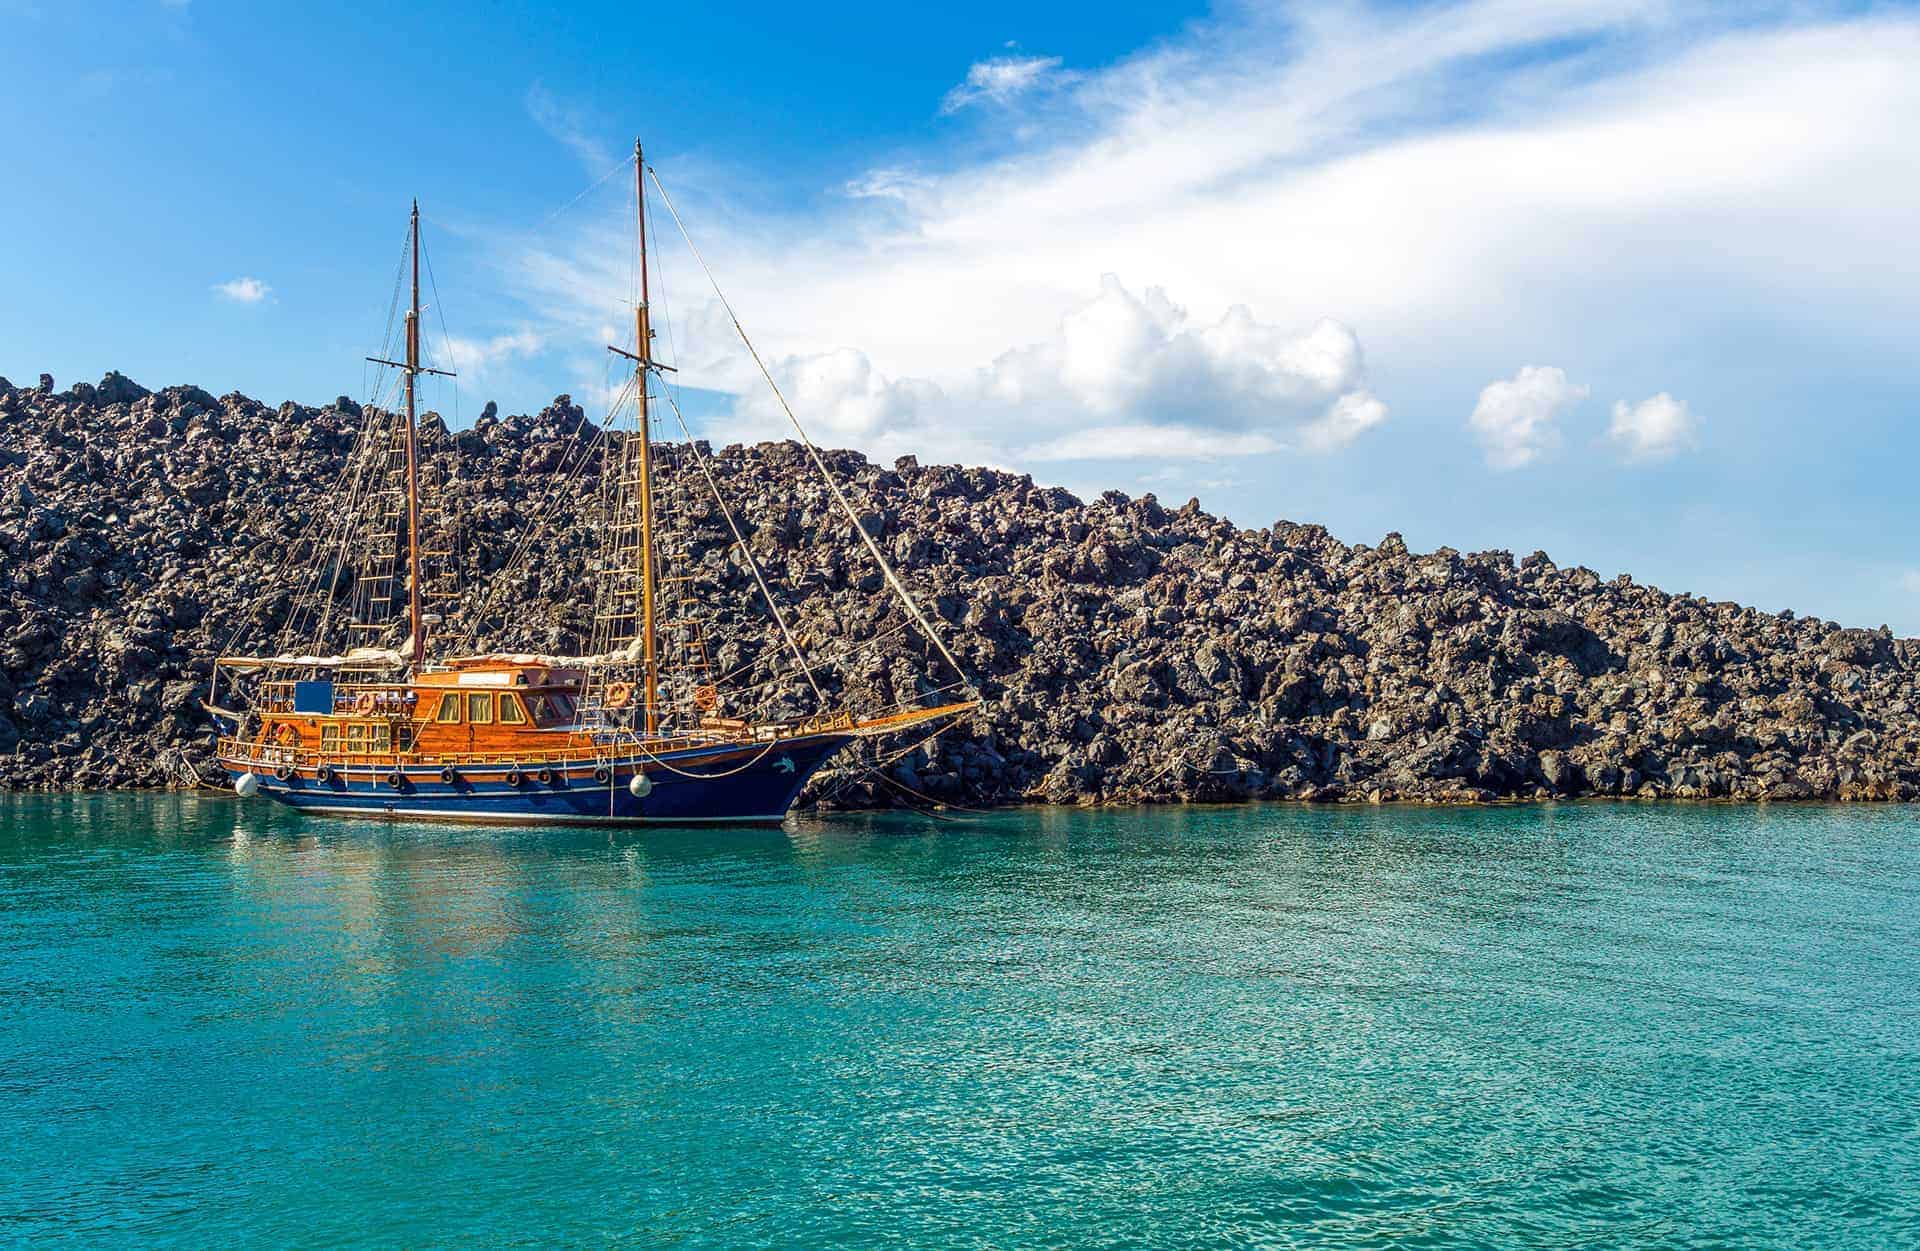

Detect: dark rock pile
4,371,1920,805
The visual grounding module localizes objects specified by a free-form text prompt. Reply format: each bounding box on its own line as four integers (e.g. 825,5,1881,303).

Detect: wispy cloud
525,82,615,174
940,53,1068,113
443,329,544,380
213,276,271,304
492,2,1920,477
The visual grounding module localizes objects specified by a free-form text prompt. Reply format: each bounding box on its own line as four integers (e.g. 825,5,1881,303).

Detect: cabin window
321,724,341,751
499,695,527,725
467,692,494,724
436,694,462,723
347,723,366,750
370,724,392,753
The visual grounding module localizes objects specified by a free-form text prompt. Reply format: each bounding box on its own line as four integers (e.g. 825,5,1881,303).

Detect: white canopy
215,646,407,672
216,639,645,672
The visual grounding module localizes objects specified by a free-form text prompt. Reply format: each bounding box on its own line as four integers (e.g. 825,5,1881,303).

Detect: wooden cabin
251,662,597,765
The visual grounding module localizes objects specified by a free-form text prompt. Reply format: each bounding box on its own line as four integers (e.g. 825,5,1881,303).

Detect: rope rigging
216,150,977,759
645,165,977,702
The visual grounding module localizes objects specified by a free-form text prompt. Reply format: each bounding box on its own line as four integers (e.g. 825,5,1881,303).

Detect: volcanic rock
3,371,1920,808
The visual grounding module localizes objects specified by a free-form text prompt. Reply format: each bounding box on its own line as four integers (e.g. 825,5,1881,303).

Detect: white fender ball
235,772,260,798
628,773,652,798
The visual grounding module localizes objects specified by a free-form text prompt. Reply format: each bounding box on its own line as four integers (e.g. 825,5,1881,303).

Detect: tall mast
634,139,660,736
403,200,426,667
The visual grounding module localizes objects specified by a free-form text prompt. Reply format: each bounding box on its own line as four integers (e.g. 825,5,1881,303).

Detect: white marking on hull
282,804,792,827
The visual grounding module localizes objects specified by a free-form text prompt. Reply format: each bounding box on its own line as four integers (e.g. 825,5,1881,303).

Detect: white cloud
492,3,1920,477
1469,366,1588,470
941,54,1066,113
1609,392,1698,461
722,275,1385,464
526,83,614,174
1026,426,1283,462
444,329,544,379
213,276,271,304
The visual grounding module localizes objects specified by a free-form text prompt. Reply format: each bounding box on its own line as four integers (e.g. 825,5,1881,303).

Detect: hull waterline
224,733,852,827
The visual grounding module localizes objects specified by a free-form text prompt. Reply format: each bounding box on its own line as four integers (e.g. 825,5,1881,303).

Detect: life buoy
536,766,555,785
605,682,634,710
275,722,298,745
354,692,376,716
693,684,718,712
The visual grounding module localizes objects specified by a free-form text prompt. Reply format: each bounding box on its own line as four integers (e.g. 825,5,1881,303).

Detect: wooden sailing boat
209,143,978,824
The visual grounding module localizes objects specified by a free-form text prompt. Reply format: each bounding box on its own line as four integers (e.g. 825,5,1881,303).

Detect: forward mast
364,201,452,669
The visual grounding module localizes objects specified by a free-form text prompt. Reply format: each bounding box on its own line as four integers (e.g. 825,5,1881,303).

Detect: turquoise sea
1,795,1915,1248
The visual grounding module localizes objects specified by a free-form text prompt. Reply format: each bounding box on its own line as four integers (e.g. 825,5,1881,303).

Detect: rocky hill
5,370,1920,806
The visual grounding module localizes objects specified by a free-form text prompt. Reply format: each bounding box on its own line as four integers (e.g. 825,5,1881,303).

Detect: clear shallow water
1,796,1916,1248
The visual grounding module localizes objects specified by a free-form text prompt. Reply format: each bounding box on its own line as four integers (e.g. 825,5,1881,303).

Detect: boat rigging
206,140,979,825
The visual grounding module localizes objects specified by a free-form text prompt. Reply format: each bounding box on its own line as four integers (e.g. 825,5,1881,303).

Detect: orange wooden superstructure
219,656,973,778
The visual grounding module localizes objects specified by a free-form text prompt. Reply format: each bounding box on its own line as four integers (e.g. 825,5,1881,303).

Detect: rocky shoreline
4,371,1919,807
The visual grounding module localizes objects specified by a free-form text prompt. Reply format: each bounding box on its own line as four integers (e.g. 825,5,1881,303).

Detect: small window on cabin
371,724,391,753
550,694,576,722
321,725,340,750
467,692,494,724
347,723,366,749
436,694,461,723
499,695,527,725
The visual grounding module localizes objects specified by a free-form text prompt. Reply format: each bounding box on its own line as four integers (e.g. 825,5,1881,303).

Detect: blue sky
5,1,1918,632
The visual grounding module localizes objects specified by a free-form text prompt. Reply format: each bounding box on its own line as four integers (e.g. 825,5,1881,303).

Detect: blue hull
229,734,852,826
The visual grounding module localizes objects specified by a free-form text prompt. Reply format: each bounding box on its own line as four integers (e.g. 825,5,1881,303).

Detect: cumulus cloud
1608,392,1698,461
940,54,1066,113
213,276,271,303
1468,366,1588,470
724,275,1384,463
492,2,1920,481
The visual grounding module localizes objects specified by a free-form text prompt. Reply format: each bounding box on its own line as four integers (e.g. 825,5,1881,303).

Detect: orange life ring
605,682,634,710
693,684,718,711
354,692,376,716
275,723,298,745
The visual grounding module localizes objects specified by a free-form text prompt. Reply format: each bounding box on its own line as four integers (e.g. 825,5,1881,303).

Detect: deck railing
216,722,845,773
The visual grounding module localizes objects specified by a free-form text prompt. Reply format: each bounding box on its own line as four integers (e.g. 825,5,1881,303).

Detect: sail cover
215,646,407,671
